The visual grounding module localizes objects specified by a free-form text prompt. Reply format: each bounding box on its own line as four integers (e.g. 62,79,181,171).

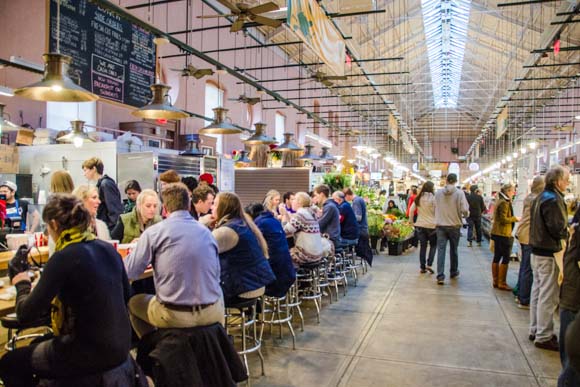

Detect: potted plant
367,210,385,252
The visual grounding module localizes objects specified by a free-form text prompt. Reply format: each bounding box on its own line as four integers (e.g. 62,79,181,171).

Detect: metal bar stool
285,280,304,332
344,243,360,286
1,313,52,351
327,251,348,297
317,259,334,304
297,261,323,324
259,295,296,349
225,297,265,385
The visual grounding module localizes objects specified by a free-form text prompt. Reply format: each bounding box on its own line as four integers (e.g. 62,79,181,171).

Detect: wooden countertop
0,247,50,271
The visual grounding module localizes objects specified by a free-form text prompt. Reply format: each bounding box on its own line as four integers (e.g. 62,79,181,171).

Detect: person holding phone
0,181,39,232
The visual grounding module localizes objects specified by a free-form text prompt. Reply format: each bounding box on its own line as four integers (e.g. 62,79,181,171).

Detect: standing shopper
466,185,486,247
410,181,437,274
0,194,133,385
515,176,545,308
82,157,123,232
490,183,519,291
434,173,469,285
529,165,570,351
344,188,373,266
124,183,225,337
558,224,580,386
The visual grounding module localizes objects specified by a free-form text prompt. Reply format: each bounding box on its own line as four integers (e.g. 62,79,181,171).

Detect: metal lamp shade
180,134,204,157
319,146,335,161
236,150,252,164
298,143,320,160
276,133,303,152
0,104,25,133
14,53,99,102
133,84,189,120
199,107,242,135
57,120,95,145
243,122,275,145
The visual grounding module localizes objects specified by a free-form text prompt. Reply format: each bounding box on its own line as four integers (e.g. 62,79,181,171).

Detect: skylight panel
421,0,472,108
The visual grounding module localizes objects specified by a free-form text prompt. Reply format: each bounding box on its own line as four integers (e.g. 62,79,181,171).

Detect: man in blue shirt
332,191,359,248
124,183,224,337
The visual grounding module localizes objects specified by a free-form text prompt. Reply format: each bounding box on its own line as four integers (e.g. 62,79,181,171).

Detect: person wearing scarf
490,183,520,290
0,194,132,386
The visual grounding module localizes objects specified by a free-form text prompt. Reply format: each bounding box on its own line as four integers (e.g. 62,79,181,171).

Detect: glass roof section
421,0,472,108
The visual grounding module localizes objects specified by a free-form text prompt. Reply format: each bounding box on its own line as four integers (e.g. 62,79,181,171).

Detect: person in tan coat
514,176,545,308
491,183,520,290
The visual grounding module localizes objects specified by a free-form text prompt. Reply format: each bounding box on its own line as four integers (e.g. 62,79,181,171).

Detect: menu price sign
48,0,156,107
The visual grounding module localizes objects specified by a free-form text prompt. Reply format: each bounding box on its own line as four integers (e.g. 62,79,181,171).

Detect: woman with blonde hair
73,185,111,240
263,189,281,218
281,192,325,266
210,192,275,304
491,182,520,290
111,189,162,244
50,170,74,194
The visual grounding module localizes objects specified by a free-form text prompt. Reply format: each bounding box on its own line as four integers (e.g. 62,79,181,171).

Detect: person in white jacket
434,173,469,285
410,181,437,274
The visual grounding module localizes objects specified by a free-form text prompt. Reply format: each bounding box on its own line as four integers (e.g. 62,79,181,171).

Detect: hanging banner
496,107,509,139
389,113,398,141
287,0,346,76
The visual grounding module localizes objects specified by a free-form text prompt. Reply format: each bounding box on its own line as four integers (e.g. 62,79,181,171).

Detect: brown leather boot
491,263,499,288
498,263,513,291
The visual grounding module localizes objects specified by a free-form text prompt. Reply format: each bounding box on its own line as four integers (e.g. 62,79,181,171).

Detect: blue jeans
416,227,437,269
559,308,580,387
436,226,460,280
517,243,533,305
467,216,482,243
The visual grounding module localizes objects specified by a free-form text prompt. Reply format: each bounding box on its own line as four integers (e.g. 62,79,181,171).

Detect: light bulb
528,141,538,149
73,136,84,148
575,115,580,120
501,158,506,164
51,84,63,92
520,147,527,154
506,156,512,162
513,152,518,158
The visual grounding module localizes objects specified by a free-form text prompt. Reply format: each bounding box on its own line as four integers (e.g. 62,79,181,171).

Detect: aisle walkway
250,239,561,387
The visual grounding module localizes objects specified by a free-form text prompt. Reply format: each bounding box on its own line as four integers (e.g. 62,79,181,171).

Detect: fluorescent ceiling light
421,0,471,108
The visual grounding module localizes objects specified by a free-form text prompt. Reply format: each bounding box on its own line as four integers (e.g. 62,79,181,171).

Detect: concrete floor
248,238,562,387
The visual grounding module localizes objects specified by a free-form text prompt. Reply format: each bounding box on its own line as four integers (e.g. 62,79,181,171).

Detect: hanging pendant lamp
200,107,242,135
0,104,26,133
243,122,275,145
236,150,252,164
276,133,303,152
319,146,335,161
57,120,95,148
14,53,99,102
133,84,189,120
298,143,320,160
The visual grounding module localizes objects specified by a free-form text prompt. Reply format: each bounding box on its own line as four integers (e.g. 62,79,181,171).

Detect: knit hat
0,181,17,192
199,173,214,185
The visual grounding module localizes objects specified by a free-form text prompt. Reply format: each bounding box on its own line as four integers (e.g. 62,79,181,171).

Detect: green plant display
322,173,352,192
367,209,385,237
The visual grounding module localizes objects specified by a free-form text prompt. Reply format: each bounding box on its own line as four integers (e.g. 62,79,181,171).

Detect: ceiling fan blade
252,15,283,27
322,80,334,87
230,18,245,32
248,2,279,15
215,0,241,12
197,14,235,19
248,98,260,105
325,76,348,80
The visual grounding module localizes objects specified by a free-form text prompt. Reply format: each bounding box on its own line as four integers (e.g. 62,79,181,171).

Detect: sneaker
476,242,482,247
535,336,559,352
467,241,472,247
437,278,445,285
450,271,460,279
517,302,530,310
426,266,435,274
420,269,427,274
529,334,535,342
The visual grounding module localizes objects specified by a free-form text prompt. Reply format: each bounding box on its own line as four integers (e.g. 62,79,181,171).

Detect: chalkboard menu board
48,0,156,107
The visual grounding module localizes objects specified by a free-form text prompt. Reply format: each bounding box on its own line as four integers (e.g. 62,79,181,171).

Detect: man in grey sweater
435,173,469,285
314,184,341,248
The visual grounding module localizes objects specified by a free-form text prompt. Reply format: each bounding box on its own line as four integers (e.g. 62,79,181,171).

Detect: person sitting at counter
209,192,276,305
0,181,40,232
263,190,282,219
124,183,225,337
73,185,111,240
111,189,162,244
0,194,133,386
123,180,142,214
50,170,74,194
191,184,215,221
245,203,296,298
